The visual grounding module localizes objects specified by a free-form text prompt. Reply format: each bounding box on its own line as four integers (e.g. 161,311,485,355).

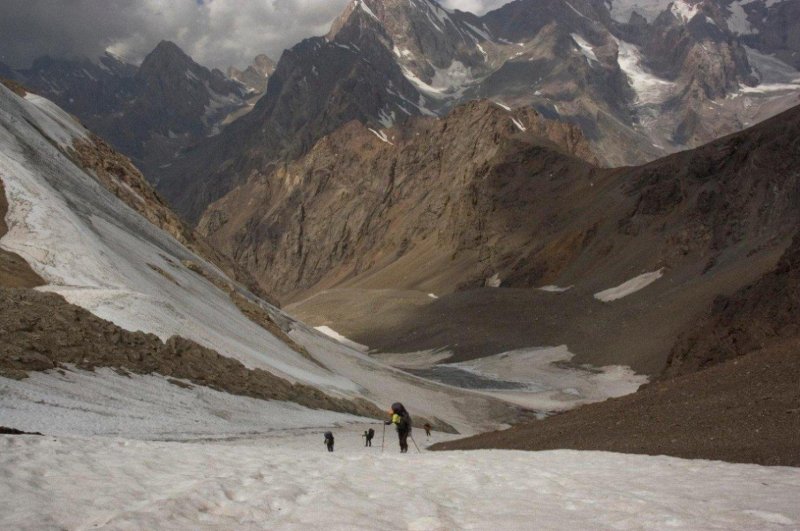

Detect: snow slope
1,434,798,530
0,368,364,440
448,345,647,412
594,269,665,302
0,87,350,390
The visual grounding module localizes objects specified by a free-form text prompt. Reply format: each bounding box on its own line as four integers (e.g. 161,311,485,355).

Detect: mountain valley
1,1,799,528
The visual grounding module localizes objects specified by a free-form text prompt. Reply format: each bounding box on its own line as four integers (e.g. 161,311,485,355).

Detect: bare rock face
228,54,276,94
665,232,800,378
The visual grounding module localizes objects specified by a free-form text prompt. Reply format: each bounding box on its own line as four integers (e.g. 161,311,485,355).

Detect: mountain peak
141,41,194,70
329,0,445,36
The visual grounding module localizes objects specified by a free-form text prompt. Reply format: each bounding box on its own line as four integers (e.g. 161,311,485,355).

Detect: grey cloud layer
0,0,508,69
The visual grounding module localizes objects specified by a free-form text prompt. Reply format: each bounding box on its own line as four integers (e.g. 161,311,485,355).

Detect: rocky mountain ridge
202,94,800,307
154,0,800,225
7,41,249,184
198,100,596,301
7,1,800,226
227,54,276,95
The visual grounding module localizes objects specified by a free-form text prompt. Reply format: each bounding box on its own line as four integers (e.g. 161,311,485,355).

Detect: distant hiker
324,431,335,452
386,402,412,453
363,428,375,447
424,423,432,438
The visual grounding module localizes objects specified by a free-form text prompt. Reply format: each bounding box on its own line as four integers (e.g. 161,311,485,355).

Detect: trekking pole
410,433,421,454
381,422,386,453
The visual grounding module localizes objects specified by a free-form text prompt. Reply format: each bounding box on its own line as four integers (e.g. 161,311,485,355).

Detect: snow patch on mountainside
355,0,379,21
448,345,647,412
594,269,664,302
314,326,369,352
571,34,598,64
369,128,394,144
538,285,573,292
401,61,477,99
616,39,676,105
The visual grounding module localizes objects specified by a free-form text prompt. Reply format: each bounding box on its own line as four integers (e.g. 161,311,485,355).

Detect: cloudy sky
0,0,509,70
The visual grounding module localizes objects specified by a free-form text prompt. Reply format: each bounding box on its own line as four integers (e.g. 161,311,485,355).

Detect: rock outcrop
665,232,800,377
0,178,44,289
228,54,276,94
0,288,382,419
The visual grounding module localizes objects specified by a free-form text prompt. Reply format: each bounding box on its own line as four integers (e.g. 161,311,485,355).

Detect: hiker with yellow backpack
385,402,413,453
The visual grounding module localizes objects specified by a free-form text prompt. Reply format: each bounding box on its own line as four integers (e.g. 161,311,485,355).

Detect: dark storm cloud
0,0,509,70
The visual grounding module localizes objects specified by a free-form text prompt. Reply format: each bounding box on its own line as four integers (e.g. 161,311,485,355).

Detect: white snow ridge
594,269,664,302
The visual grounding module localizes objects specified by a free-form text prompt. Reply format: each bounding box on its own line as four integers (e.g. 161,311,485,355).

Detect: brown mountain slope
665,232,800,377
210,101,800,303
199,100,597,302
431,228,800,465
230,103,800,376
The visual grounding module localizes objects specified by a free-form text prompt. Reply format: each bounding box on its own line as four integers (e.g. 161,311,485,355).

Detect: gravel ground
432,340,800,467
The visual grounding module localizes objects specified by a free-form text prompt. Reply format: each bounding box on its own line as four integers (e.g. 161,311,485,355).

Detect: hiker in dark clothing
386,402,412,453
424,423,432,438
363,428,375,447
324,431,335,452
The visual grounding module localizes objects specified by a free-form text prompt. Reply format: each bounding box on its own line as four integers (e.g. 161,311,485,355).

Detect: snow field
0,368,367,440
594,268,664,302
447,345,647,411
1,434,798,530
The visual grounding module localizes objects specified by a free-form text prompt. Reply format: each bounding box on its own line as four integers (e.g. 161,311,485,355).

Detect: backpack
324,431,333,441
367,428,375,438
392,402,412,431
